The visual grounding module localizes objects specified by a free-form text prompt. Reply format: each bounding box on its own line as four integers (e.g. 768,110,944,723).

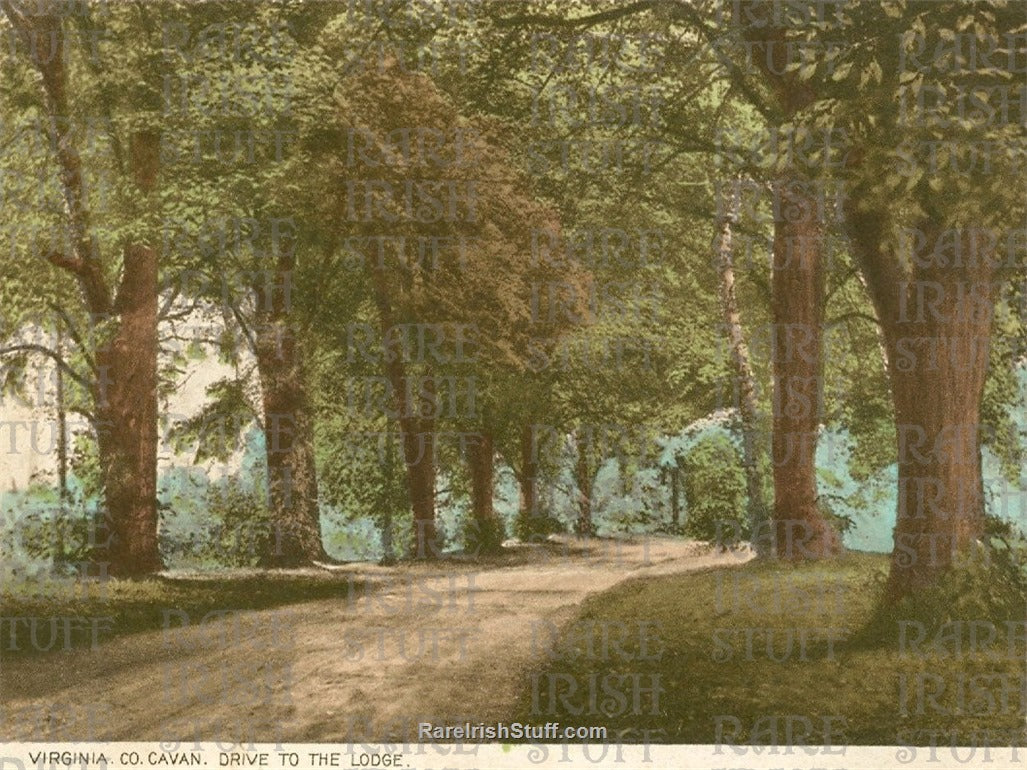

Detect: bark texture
846,211,993,600
769,178,841,560
253,249,326,567
371,270,439,559
94,244,161,576
742,8,841,561
465,431,502,553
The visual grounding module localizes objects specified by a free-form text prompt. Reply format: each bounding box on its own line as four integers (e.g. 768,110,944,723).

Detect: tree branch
667,0,776,122
0,343,91,389
45,301,98,375
158,280,184,321
494,1,659,29
229,302,257,356
3,2,114,316
825,310,881,329
70,405,97,427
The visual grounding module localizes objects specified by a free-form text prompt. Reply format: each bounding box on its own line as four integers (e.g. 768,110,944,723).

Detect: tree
326,52,579,557
727,2,843,560
724,0,1027,598
158,2,332,566
1,0,163,576
714,180,771,555
677,0,1025,590
481,0,844,557
832,0,1027,599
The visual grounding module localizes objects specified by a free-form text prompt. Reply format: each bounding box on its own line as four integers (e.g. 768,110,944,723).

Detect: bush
159,475,270,569
680,434,748,542
855,517,1027,645
513,502,564,541
0,482,97,574
460,514,506,555
205,476,271,567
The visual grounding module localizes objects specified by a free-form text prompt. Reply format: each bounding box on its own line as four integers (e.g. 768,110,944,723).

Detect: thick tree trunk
2,8,164,576
846,214,994,601
770,178,841,561
716,182,772,556
737,13,839,562
887,331,990,599
253,242,326,567
94,244,161,577
465,431,502,554
254,330,325,567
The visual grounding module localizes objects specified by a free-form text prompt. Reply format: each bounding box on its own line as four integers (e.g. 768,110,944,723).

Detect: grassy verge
514,553,1027,745
0,570,367,660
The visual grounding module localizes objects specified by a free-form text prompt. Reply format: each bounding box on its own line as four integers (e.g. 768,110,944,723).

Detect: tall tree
1,0,162,576
464,429,501,553
715,180,771,555
251,229,327,566
159,3,331,566
327,53,578,557
768,0,1025,597
737,4,841,560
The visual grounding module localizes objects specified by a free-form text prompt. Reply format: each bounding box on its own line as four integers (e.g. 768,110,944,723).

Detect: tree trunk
253,242,326,568
254,331,325,567
716,181,772,556
2,8,164,576
670,464,681,528
769,177,841,561
403,418,438,558
370,270,439,559
465,431,502,554
846,213,994,601
887,331,990,599
55,318,68,559
738,15,839,562
573,427,594,537
93,244,161,577
517,422,540,519
379,429,398,565
55,320,68,502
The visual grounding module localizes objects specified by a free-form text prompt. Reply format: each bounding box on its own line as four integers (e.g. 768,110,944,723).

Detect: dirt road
0,537,749,743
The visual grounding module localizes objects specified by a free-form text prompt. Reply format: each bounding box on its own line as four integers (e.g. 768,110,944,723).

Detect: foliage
0,0,1025,584
458,514,506,556
512,500,565,541
0,480,97,572
680,432,749,542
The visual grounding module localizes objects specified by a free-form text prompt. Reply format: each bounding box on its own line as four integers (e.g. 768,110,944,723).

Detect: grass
514,552,1027,746
0,569,370,660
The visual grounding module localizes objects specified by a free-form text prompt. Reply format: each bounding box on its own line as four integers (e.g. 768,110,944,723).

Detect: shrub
680,433,748,542
461,514,506,555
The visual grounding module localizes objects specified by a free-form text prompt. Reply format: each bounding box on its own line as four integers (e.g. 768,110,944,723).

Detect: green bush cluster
680,434,749,541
